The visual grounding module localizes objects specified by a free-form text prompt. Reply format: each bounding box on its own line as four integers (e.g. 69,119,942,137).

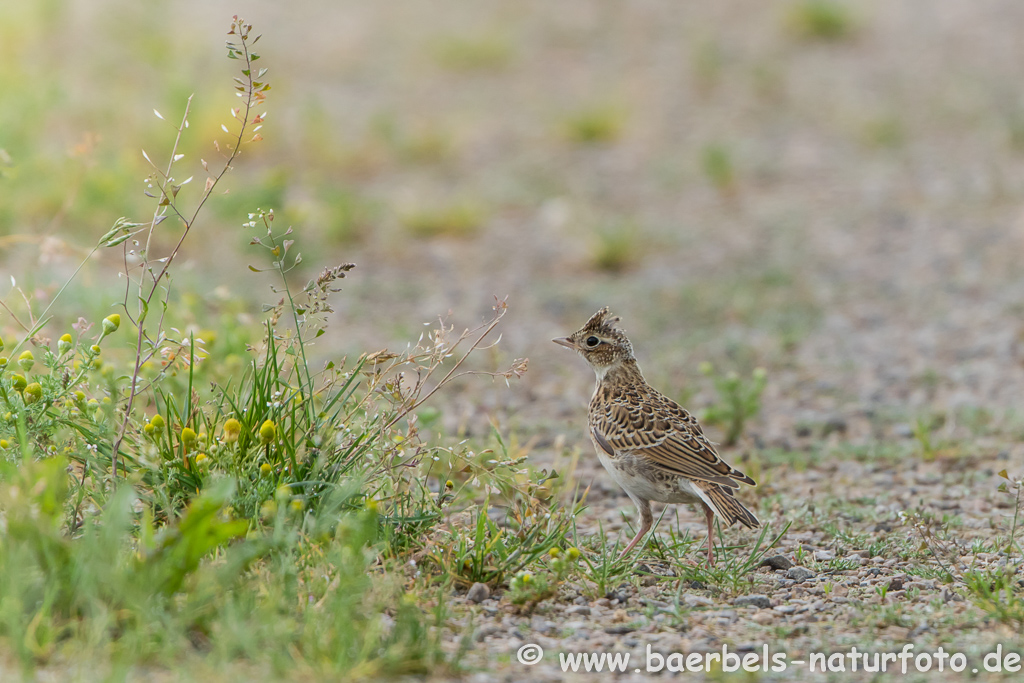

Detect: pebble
467,582,491,604
760,555,794,571
814,550,834,561
684,595,715,608
787,567,816,582
566,605,591,616
733,594,771,609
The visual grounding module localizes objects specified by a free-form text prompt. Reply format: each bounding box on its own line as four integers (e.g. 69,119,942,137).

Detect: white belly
596,449,704,507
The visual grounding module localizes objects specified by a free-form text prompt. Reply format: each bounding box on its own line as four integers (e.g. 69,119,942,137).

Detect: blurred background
3,0,1024,452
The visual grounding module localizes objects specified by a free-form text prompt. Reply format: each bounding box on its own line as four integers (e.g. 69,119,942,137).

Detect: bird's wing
591,388,755,488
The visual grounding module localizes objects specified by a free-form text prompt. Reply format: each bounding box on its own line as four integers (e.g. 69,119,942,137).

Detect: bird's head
552,307,635,376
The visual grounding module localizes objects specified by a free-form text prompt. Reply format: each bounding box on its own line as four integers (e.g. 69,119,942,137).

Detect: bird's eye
585,336,600,348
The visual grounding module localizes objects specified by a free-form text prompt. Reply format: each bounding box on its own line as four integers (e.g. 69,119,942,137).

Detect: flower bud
102,314,121,336
150,414,166,430
58,334,73,356
259,419,276,444
17,350,34,372
24,382,42,404
11,374,27,392
223,417,242,442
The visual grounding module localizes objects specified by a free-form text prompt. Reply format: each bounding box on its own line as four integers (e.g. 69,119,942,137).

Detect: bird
553,307,759,565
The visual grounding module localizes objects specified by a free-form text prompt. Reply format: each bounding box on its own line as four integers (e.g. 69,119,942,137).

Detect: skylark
554,307,759,564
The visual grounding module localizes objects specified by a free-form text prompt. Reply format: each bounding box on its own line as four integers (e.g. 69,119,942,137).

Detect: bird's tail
693,481,759,529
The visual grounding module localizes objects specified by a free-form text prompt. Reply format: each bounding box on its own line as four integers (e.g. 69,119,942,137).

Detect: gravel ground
16,0,1024,679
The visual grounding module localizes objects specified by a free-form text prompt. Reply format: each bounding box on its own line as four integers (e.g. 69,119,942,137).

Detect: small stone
813,551,834,561
566,605,591,616
888,576,906,592
773,605,796,614
843,554,864,566
604,624,635,635
466,582,491,603
760,555,794,571
893,423,913,438
689,580,707,590
822,416,847,436
684,595,715,608
787,567,816,582
733,594,771,609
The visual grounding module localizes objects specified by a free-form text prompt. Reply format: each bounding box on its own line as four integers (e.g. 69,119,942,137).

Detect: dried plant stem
110,18,265,479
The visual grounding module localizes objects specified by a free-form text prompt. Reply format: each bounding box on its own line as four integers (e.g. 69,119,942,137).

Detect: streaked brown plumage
554,307,759,564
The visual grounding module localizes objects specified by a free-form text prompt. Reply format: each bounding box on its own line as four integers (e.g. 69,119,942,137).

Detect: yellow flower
11,374,27,392
259,419,276,444
195,453,209,465
74,390,85,401
548,547,561,558
150,414,165,430
290,499,304,512
567,547,581,561
260,462,272,476
181,427,197,447
0,439,8,449
144,423,155,436
58,333,73,355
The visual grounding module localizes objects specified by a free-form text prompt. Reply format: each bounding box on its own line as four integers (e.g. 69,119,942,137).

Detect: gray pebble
787,566,816,582
733,594,771,609
467,582,491,603
760,554,794,571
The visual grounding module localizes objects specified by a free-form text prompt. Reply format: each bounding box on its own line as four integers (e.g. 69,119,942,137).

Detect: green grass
399,200,486,238
785,0,857,41
562,104,626,145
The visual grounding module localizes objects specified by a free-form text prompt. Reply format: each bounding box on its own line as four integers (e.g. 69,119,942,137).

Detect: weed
562,104,625,145
699,363,768,446
432,34,514,71
700,143,736,195
592,220,639,272
400,200,485,238
785,0,857,41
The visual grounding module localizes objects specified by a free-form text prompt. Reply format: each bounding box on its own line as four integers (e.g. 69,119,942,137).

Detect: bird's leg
703,505,716,566
618,498,653,558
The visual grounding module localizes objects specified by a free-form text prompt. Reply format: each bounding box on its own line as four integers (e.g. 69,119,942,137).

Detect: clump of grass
432,33,513,71
700,363,768,446
562,104,625,145
862,115,905,148
700,143,736,195
592,220,640,272
400,200,485,238
317,186,378,244
0,16,544,678
785,0,857,41
691,39,726,93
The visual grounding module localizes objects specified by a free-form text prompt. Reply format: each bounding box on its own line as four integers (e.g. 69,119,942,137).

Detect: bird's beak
552,337,575,350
